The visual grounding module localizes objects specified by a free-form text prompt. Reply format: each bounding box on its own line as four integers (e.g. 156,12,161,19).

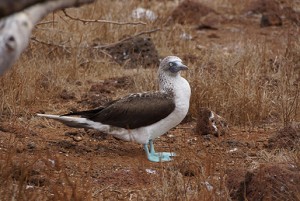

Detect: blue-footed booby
37,56,191,162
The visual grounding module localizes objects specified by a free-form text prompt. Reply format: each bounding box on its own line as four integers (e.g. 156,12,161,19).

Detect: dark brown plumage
63,92,175,129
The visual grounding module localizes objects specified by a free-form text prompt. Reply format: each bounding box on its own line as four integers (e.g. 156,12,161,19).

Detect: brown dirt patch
78,92,111,109
247,163,300,201
170,0,218,25
103,36,159,68
243,0,281,14
244,0,300,26
282,7,300,26
60,89,76,101
226,167,248,200
227,163,300,201
268,125,300,150
77,76,133,108
260,13,282,27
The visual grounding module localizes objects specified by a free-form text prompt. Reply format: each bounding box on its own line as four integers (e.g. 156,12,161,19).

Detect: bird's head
159,56,188,76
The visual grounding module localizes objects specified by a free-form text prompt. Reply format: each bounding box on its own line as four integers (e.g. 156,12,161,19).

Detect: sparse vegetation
0,0,299,200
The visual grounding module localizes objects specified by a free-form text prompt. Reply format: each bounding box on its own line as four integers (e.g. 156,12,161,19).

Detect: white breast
147,76,191,140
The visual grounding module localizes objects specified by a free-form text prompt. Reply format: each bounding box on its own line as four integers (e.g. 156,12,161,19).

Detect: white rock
132,7,157,21
145,168,156,174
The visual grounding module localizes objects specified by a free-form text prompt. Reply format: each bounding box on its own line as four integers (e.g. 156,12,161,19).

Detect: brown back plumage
63,92,175,129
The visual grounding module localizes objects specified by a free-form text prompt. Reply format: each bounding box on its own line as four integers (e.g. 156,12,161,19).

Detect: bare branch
0,0,48,18
31,37,71,53
95,28,161,49
36,20,58,26
25,0,95,25
62,10,147,26
0,0,95,76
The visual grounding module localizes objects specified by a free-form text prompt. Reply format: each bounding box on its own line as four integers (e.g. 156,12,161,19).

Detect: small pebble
27,142,36,150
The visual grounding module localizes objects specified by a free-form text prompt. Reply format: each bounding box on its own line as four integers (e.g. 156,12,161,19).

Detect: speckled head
159,56,188,76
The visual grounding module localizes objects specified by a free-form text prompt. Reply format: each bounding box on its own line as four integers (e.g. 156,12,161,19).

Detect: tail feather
61,107,104,118
37,114,93,129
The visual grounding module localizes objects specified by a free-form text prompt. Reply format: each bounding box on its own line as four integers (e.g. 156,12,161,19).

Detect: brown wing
62,100,118,118
86,92,175,129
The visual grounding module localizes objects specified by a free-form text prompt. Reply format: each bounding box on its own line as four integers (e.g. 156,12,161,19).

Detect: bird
37,56,191,162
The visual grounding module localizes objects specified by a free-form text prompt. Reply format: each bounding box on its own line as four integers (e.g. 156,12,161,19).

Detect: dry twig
94,28,161,49
31,37,70,48
63,9,146,26
36,20,58,26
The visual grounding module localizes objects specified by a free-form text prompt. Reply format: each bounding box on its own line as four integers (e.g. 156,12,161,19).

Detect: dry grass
0,0,300,200
1,1,299,125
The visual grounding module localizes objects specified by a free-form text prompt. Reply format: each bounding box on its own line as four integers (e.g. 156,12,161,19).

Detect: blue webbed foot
143,140,176,162
152,152,176,161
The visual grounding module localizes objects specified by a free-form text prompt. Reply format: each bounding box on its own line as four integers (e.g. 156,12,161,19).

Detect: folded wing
63,92,175,129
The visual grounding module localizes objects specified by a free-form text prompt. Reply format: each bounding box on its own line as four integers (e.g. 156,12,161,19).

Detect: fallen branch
0,0,95,76
0,0,48,18
95,28,161,49
31,37,71,53
63,9,147,26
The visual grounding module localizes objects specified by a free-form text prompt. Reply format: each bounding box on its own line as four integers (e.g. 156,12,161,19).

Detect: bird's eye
169,62,175,67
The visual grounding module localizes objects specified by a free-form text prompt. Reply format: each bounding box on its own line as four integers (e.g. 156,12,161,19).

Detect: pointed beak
169,62,189,73
179,64,188,71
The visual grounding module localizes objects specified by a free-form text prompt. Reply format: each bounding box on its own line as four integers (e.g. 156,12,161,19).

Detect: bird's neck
158,73,179,93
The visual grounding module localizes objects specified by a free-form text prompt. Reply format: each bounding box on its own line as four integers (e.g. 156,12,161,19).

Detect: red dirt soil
1,0,300,200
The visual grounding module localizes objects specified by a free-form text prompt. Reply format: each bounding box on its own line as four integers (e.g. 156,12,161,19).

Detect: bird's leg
143,140,176,162
149,139,156,154
144,143,161,162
